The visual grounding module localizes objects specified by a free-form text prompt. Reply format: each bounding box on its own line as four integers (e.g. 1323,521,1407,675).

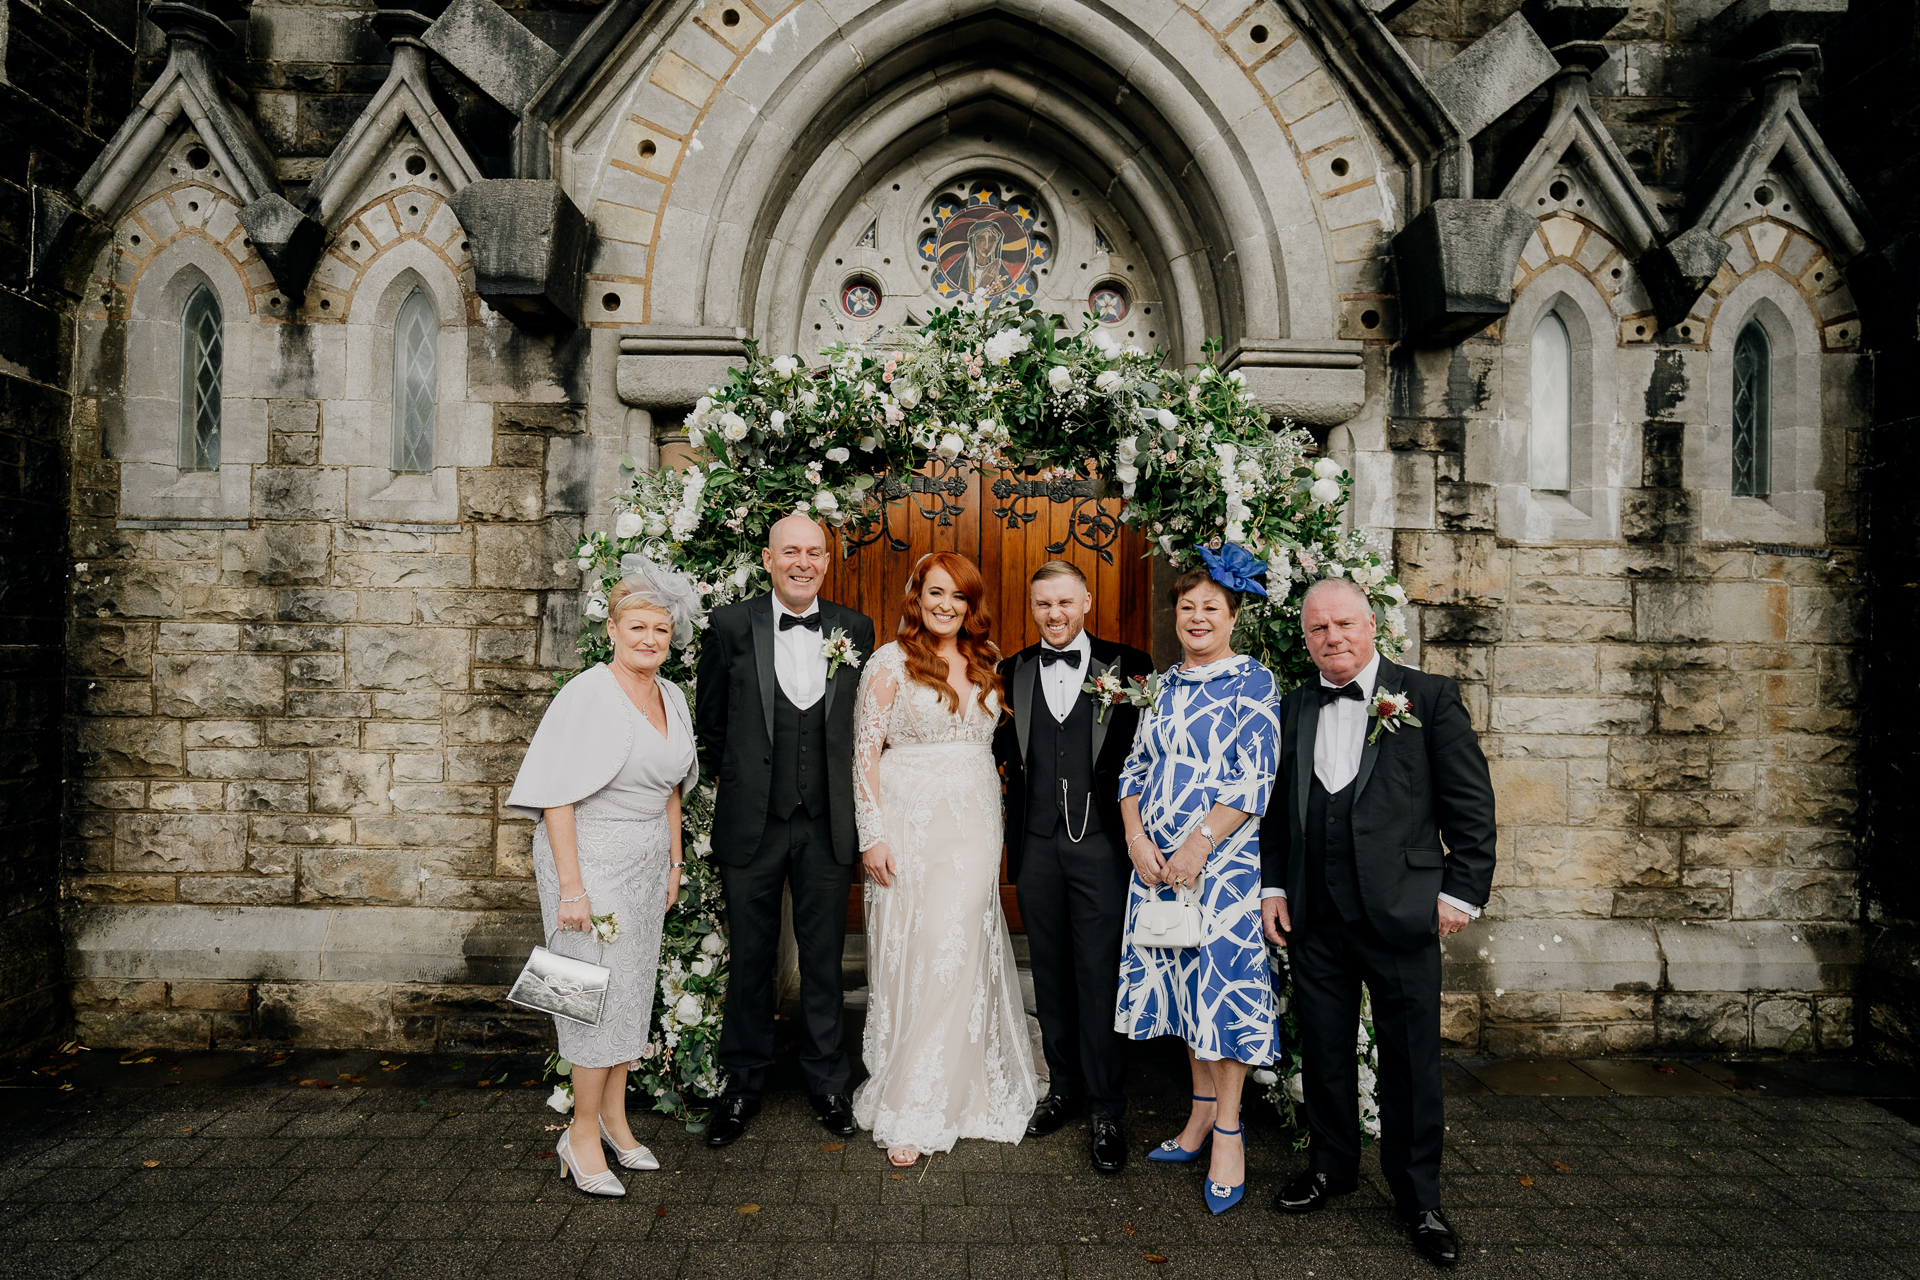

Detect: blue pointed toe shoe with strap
1204,1121,1246,1214
1145,1095,1215,1164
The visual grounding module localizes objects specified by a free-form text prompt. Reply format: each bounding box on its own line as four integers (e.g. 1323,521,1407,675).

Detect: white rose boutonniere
823,627,861,678
1366,689,1422,744
1083,670,1162,722
590,911,620,944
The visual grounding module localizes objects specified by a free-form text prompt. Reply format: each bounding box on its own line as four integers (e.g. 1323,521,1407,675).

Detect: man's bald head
763,512,832,612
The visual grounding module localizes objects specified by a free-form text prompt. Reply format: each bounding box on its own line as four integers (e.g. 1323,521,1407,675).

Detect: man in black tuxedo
992,560,1154,1173
696,513,875,1147
1260,577,1495,1268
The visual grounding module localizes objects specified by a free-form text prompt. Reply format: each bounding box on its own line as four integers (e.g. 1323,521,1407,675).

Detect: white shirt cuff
1261,888,1285,900
1438,893,1481,918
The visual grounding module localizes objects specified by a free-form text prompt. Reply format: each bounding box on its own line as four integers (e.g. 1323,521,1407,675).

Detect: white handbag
1131,882,1205,949
507,932,611,1027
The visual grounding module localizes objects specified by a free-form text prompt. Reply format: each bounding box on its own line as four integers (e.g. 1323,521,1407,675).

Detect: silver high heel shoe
599,1117,661,1171
556,1129,626,1197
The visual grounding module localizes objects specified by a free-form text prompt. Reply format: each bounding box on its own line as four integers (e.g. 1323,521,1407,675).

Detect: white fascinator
616,554,704,647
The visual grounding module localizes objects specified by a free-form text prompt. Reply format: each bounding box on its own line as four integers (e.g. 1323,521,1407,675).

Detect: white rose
1285,1073,1306,1104
800,390,820,409
674,993,703,1024
692,395,713,419
936,433,963,461
721,413,748,442
898,384,920,408
584,593,608,620
814,490,840,514
825,446,850,463
1227,370,1246,386
1313,457,1342,481
1124,344,1144,358
769,410,787,433
1047,365,1071,391
1094,370,1122,392
1117,436,1138,463
700,930,726,954
1385,582,1408,605
614,512,644,540
771,355,799,380
691,957,714,977
857,436,878,452
1156,408,1177,430
1115,461,1138,486
643,514,668,538
546,1085,574,1114
1309,477,1341,505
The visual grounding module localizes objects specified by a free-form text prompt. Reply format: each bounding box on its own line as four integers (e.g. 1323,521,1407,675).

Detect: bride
852,552,1039,1165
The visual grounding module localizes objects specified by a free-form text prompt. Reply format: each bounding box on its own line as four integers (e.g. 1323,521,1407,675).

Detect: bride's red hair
897,551,1003,715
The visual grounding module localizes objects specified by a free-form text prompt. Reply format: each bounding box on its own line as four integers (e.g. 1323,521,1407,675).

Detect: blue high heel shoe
1146,1095,1216,1163
1204,1122,1246,1214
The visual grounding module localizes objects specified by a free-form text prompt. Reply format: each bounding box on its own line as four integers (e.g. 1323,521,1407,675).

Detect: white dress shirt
1038,630,1093,723
771,596,828,711
1264,650,1480,919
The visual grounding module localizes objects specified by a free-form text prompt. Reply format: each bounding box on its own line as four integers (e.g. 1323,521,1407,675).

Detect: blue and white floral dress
1113,653,1282,1064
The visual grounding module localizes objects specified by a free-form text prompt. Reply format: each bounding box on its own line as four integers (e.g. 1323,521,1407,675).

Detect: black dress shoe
1089,1114,1126,1173
1401,1207,1460,1267
1025,1094,1079,1137
704,1095,760,1148
812,1092,856,1138
1271,1169,1359,1214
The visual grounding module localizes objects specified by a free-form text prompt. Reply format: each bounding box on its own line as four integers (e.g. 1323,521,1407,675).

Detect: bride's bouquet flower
1366,690,1420,744
823,627,861,678
590,911,620,944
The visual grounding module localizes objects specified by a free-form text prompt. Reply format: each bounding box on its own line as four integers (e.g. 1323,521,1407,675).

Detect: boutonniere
1366,689,1421,744
822,627,861,678
1083,670,1161,722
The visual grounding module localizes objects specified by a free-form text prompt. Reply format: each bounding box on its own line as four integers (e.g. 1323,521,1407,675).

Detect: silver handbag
507,932,610,1027
1131,882,1205,949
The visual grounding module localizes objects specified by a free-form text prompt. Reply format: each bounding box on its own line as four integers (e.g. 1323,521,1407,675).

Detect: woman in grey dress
507,561,700,1197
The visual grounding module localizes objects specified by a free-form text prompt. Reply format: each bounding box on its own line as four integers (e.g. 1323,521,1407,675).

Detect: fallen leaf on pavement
1121,1223,1136,1236
534,1152,556,1160
1142,1254,1169,1264
890,1173,904,1181
820,1142,844,1152
1539,1075,1558,1082
1518,1175,1535,1187
655,1205,668,1219
142,1160,160,1168
737,1204,760,1214
1551,1161,1572,1171
1655,1066,1676,1074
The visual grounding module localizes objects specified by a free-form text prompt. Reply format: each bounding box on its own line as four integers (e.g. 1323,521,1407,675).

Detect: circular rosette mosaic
924,177,1051,309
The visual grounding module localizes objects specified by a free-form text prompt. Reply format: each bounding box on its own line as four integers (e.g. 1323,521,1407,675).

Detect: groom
696,512,875,1147
1260,577,1495,1268
993,560,1153,1173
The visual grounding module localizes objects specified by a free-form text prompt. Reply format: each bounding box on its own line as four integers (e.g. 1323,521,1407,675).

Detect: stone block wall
1,0,141,1055
63,388,586,1049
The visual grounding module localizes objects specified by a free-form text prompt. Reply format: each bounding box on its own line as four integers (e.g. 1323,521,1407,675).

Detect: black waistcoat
1305,773,1364,924
1025,685,1105,839
770,682,829,820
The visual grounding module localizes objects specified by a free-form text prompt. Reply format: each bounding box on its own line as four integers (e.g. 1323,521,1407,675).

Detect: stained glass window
1529,310,1572,491
1733,321,1771,498
393,288,436,474
179,285,222,471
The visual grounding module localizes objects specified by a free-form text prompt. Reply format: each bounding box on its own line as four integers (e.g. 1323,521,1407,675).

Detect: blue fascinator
1193,542,1269,598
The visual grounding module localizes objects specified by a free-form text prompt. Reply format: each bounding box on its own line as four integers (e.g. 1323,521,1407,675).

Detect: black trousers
1016,827,1129,1117
715,807,854,1099
1290,910,1444,1213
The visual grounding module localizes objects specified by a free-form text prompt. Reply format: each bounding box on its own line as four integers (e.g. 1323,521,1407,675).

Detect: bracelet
1201,831,1217,857
1126,832,1150,851
559,892,587,903
670,861,684,868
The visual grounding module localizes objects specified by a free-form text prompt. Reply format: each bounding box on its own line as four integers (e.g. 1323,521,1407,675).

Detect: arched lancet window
1732,320,1772,498
179,285,222,471
393,287,437,473
1529,310,1572,491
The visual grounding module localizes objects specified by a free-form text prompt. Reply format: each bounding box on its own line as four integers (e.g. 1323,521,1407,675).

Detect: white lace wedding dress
850,642,1039,1152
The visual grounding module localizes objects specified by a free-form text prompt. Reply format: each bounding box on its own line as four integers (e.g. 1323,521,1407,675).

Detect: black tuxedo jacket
992,634,1155,882
1259,657,1496,950
694,593,875,867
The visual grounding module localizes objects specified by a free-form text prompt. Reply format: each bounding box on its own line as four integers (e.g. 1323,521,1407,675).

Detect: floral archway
554,300,1403,1140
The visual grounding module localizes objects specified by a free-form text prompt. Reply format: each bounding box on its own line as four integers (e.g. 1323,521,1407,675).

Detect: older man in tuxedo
993,560,1154,1173
696,513,875,1148
1260,577,1495,1268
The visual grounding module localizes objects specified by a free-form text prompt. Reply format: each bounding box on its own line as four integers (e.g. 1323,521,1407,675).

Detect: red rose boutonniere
1366,689,1422,744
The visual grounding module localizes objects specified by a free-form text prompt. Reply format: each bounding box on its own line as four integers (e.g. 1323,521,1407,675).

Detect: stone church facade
2,0,1911,1058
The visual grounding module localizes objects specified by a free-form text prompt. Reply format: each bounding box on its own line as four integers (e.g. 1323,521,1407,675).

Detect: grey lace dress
513,666,697,1068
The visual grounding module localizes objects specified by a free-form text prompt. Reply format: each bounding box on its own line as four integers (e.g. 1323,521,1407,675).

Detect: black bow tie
1318,681,1365,706
1039,647,1082,668
779,612,822,632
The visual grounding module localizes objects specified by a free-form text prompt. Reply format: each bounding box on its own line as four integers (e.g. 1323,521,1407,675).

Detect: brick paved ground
5,1041,1920,1279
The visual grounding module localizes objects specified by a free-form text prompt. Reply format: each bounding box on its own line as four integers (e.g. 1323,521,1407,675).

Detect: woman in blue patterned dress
1115,559,1282,1215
